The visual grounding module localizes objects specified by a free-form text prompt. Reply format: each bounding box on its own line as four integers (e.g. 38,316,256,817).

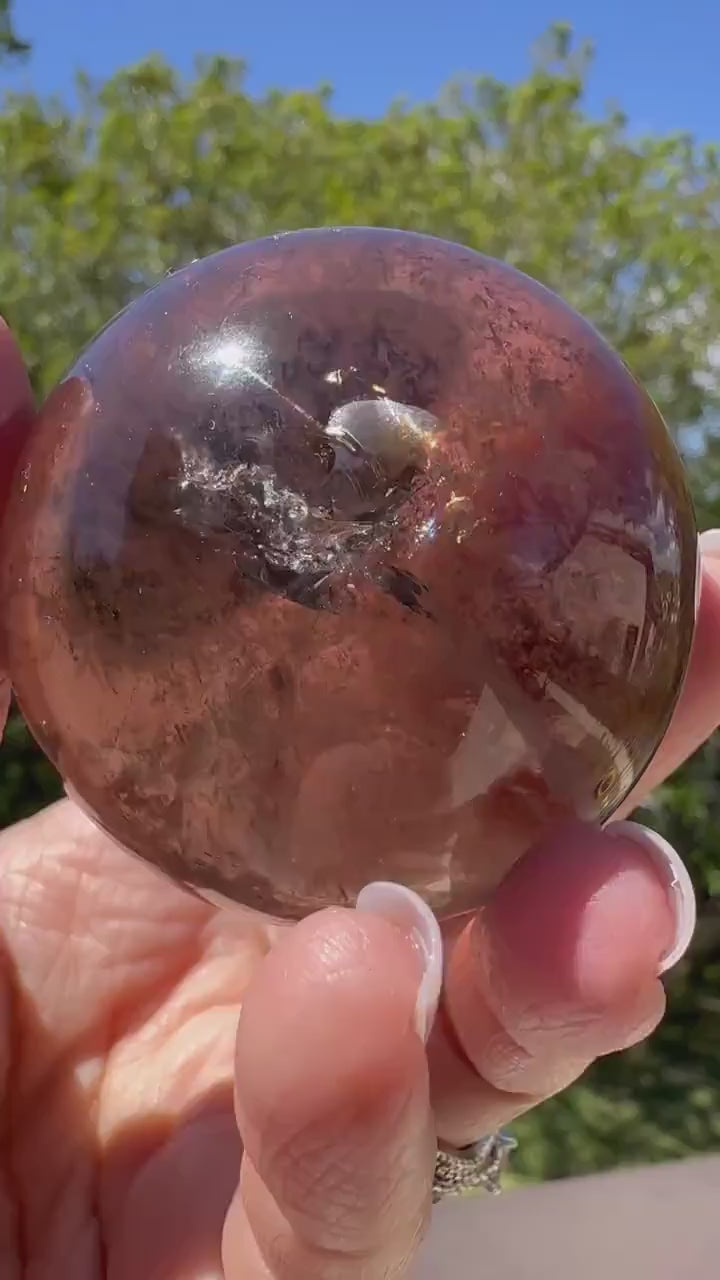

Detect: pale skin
1,321,719,1279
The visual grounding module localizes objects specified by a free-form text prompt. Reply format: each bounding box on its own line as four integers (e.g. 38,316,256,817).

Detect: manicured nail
699,528,720,559
355,881,443,1042
606,821,696,973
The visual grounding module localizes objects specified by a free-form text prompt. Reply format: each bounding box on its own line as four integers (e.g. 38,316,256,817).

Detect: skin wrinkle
97,972,239,1139
0,856,214,1066
8,971,106,1279
265,1088,416,1240
470,845,671,1046
440,969,577,1098
0,811,243,1276
253,1058,415,1185
13,995,235,1276
238,1159,430,1280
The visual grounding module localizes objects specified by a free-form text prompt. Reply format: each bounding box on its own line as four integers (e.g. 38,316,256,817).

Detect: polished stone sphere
1,228,697,918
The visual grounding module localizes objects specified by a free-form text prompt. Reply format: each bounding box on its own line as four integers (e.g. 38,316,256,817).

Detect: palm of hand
0,799,260,1279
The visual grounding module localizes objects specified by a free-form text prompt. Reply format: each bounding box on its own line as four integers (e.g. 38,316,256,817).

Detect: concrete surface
416,1157,720,1278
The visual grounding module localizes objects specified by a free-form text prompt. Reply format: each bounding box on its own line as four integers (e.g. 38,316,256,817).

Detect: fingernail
700,529,720,559
355,881,443,1042
605,821,696,973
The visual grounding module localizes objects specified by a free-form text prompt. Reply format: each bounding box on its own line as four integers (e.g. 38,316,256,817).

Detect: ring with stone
432,1132,517,1203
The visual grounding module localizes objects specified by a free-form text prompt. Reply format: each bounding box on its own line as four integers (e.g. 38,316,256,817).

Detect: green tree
1,24,719,1179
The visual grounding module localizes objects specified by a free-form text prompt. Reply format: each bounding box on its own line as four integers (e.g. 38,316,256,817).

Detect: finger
0,319,35,725
430,821,690,1146
223,900,438,1280
617,536,720,815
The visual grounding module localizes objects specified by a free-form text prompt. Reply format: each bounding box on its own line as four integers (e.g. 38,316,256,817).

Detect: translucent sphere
1,228,697,918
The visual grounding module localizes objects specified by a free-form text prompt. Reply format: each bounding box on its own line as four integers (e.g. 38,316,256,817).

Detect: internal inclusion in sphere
1,228,697,919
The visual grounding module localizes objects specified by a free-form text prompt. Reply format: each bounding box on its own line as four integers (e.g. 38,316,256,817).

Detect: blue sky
4,0,719,140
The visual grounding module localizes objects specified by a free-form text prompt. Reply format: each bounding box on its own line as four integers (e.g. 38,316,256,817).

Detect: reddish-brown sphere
1,229,697,918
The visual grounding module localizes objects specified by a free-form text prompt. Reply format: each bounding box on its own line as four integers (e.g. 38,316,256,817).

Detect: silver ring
432,1132,516,1203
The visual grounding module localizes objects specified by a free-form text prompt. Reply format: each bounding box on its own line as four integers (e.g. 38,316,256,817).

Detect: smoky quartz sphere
2,228,697,919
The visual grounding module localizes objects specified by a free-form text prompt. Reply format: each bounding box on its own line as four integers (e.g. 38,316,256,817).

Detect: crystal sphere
1,228,697,918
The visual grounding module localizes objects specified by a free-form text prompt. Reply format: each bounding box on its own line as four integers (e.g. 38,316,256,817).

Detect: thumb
223,886,443,1279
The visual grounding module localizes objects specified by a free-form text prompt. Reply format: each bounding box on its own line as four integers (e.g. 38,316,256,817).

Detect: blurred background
1,0,719,1184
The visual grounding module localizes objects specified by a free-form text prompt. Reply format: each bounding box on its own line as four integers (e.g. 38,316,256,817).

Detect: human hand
0,321,717,1279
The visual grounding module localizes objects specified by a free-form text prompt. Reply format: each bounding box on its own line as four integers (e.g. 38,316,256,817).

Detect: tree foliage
1,24,719,1178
